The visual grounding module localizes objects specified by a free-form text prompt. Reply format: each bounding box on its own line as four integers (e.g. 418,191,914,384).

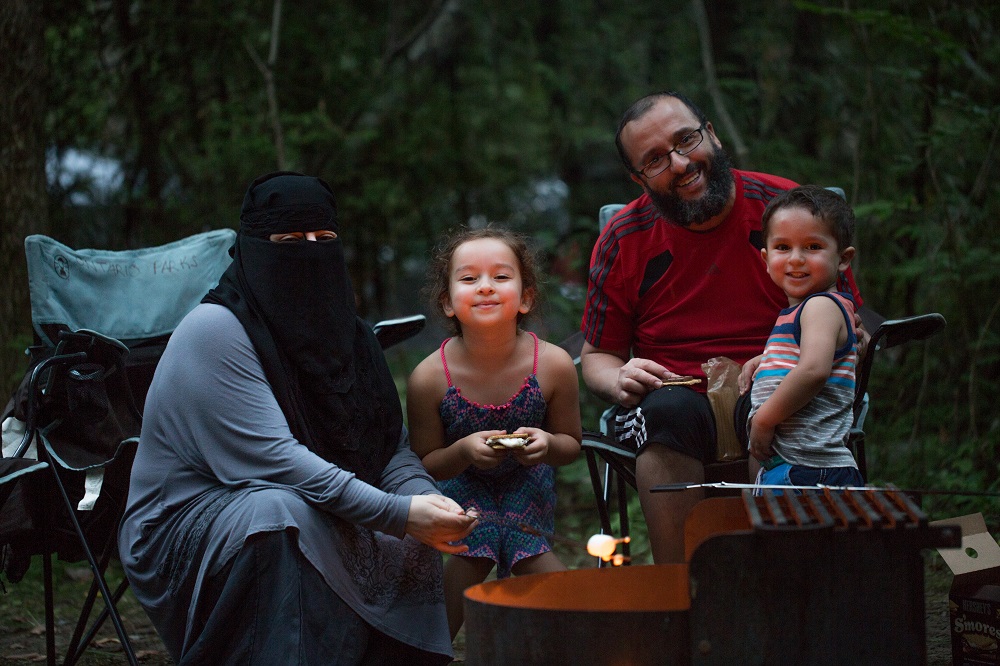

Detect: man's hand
614,358,683,408
580,343,684,408
854,313,870,360
739,354,763,395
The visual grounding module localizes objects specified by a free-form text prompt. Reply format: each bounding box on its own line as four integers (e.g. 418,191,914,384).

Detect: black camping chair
373,314,427,349
0,229,236,666
577,202,946,566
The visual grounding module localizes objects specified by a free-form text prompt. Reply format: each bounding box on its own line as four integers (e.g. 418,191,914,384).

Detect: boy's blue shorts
757,461,864,495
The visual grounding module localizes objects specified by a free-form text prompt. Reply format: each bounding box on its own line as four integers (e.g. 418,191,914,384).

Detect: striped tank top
748,291,859,468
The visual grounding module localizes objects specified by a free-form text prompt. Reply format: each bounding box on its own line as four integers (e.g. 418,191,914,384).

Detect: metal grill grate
741,486,929,531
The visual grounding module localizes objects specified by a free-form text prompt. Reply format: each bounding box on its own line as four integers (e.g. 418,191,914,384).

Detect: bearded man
579,91,863,563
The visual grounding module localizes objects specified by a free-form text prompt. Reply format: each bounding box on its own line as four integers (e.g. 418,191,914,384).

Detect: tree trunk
0,0,48,396
245,0,287,170
691,0,748,165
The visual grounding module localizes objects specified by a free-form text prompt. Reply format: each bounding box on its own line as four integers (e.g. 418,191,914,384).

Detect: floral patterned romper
437,332,555,578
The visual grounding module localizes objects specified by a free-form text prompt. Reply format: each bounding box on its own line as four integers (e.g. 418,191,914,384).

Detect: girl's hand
461,430,507,470
406,494,478,554
509,427,549,466
747,419,775,462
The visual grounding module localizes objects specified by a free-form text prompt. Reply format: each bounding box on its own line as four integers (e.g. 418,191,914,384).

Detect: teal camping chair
1,230,235,665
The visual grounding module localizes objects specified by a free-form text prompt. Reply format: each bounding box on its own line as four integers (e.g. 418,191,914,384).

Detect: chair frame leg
42,456,138,666
67,576,130,666
585,450,614,567
584,449,613,536
854,431,868,482
44,551,56,666
616,474,631,563
64,540,130,666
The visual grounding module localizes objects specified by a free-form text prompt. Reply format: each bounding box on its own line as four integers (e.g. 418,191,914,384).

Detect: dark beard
647,143,735,228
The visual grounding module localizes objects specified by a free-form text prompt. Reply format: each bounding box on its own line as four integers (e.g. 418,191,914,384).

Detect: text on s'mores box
932,513,1000,665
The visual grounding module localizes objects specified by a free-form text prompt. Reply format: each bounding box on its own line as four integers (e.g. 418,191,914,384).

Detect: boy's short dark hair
761,185,855,251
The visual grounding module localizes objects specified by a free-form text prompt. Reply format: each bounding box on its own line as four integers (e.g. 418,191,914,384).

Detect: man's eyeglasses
634,124,706,179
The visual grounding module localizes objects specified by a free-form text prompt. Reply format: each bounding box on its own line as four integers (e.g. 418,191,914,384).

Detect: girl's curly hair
424,226,541,336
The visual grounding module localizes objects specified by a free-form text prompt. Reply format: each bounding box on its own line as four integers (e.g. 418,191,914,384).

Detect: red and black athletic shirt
581,170,863,392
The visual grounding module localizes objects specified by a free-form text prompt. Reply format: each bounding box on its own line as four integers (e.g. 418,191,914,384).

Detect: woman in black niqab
204,171,400,485
120,171,476,666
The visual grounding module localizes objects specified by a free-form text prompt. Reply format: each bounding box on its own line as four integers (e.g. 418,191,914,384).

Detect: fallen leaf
92,636,122,647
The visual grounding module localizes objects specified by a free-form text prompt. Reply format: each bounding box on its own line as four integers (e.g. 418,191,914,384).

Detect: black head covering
204,172,401,485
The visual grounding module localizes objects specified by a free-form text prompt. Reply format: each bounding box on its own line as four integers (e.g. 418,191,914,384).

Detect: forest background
2,0,998,555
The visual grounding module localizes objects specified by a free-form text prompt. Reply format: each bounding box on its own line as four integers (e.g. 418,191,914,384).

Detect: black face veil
204,172,402,485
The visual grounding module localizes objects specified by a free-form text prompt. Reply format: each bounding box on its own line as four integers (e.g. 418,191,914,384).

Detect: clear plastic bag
701,356,744,461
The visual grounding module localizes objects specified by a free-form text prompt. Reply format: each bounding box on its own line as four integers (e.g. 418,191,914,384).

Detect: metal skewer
650,481,1000,497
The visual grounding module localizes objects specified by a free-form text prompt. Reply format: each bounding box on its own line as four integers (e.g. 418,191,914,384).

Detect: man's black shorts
610,386,752,463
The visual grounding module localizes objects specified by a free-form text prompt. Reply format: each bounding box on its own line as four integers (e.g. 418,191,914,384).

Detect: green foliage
30,0,1000,522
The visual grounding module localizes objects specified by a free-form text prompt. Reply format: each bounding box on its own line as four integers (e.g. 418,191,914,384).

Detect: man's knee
637,441,700,465
635,442,705,486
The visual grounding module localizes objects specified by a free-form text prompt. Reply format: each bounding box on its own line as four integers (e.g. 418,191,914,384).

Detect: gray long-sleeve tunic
118,303,450,659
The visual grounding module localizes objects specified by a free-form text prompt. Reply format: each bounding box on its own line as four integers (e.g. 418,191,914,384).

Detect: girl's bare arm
519,342,582,467
406,355,504,479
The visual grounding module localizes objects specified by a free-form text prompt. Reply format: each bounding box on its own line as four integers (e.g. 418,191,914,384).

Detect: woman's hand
405,494,478,554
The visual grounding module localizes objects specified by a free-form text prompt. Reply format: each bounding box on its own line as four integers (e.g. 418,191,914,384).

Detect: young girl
407,227,582,638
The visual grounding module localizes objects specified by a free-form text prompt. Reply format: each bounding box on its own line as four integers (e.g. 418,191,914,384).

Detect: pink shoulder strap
530,331,539,374
439,338,454,387
440,333,538,387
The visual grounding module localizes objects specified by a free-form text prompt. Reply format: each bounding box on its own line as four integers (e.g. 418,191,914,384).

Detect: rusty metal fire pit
463,564,691,665
465,490,962,665
684,492,961,664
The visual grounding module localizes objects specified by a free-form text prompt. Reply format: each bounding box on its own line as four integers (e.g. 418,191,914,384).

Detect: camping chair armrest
14,351,88,458
373,315,426,349
853,313,946,418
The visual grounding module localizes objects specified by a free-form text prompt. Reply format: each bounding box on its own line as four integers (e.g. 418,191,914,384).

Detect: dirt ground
0,552,956,665
0,560,170,665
